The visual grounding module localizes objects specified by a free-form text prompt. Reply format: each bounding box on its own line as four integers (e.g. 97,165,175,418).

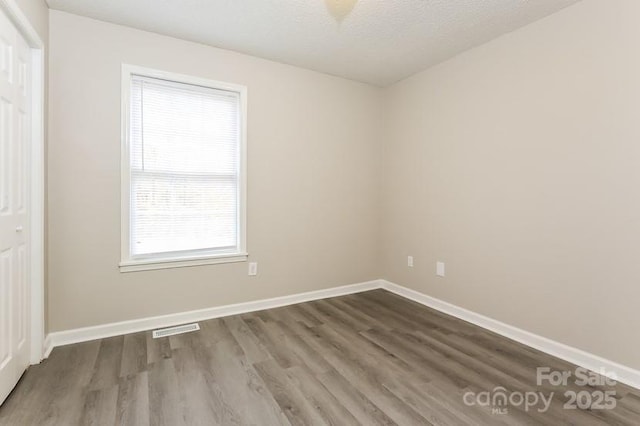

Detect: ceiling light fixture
325,0,358,22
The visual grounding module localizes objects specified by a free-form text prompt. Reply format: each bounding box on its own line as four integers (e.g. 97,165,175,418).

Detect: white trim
119,64,248,272
41,277,640,390
44,280,381,350
28,47,44,364
42,335,53,359
0,0,44,48
119,252,248,272
0,0,46,365
380,280,640,390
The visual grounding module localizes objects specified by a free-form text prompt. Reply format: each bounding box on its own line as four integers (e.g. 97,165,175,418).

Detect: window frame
119,64,248,272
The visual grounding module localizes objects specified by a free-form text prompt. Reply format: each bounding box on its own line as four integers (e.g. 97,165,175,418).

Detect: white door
0,8,31,405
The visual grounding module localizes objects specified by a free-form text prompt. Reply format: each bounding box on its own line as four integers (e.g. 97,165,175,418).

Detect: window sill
119,252,248,273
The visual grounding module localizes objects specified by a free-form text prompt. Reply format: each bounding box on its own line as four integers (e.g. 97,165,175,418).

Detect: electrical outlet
436,261,445,277
248,262,258,276
407,256,414,267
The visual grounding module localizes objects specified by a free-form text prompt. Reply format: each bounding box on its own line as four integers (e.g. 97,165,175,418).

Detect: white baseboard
44,279,381,355
380,280,640,390
41,277,640,390
42,334,53,359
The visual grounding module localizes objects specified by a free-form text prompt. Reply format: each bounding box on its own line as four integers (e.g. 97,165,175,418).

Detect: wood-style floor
1,289,639,425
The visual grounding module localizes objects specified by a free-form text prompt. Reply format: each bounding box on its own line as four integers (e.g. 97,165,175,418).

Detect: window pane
129,75,240,256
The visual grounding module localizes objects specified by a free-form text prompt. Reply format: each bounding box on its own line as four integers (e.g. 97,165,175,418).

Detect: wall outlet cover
248,262,258,276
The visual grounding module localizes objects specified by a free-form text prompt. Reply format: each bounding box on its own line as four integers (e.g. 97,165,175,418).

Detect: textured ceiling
46,0,581,86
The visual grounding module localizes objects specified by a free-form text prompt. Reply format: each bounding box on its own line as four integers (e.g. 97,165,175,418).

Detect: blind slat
129,75,240,257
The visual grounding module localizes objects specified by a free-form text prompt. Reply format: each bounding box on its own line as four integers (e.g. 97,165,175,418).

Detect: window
120,65,247,272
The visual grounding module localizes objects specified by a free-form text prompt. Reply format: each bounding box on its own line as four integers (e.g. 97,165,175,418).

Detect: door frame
0,0,45,364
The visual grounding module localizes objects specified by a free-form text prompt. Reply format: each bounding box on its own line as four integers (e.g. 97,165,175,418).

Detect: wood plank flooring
1,289,639,425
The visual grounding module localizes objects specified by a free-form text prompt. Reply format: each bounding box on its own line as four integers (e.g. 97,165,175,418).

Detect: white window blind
128,75,241,258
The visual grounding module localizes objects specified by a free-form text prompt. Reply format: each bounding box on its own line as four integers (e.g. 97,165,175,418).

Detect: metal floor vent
152,323,200,339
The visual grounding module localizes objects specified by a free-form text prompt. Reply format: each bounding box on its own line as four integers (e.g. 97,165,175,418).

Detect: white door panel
0,7,31,405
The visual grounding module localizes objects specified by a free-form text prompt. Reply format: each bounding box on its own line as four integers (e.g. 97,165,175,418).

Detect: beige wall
48,0,640,371
383,0,640,370
48,10,383,331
